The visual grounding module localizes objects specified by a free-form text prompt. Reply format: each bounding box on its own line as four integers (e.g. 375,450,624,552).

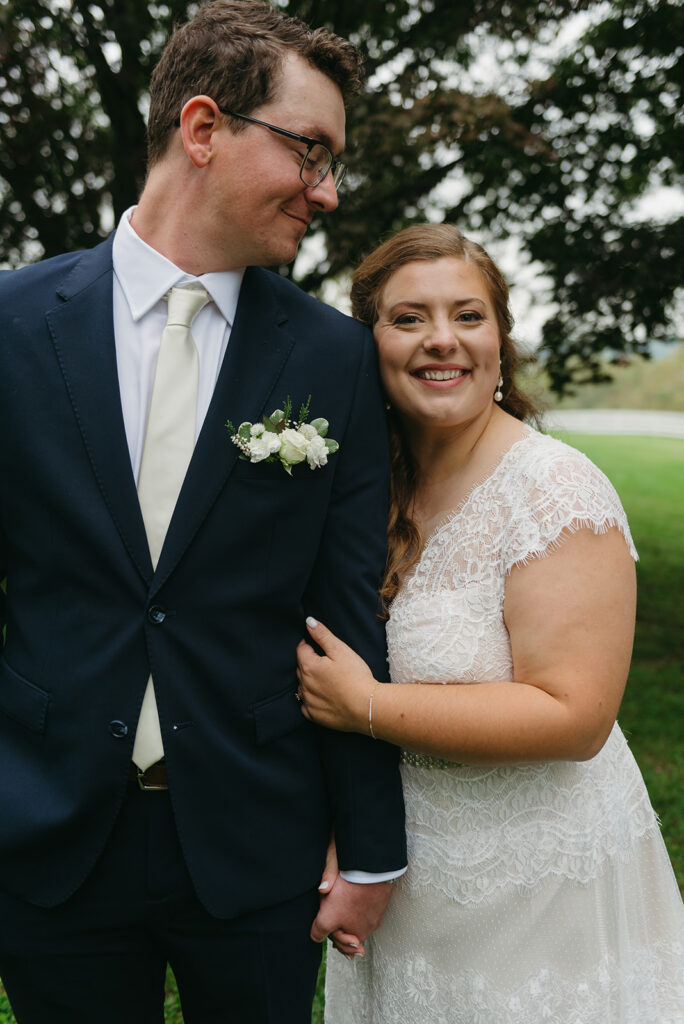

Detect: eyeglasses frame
217,107,346,190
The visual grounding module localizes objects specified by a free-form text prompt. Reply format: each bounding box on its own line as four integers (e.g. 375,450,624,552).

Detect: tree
0,0,681,392
0,0,192,263
447,0,684,392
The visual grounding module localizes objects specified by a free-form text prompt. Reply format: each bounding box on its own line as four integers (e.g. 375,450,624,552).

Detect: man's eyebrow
298,125,339,153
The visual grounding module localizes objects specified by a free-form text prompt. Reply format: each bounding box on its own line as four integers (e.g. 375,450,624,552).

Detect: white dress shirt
111,208,405,885
112,207,244,475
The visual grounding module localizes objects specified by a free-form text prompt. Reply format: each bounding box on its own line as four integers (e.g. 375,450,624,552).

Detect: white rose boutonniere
278,427,309,466
226,396,339,476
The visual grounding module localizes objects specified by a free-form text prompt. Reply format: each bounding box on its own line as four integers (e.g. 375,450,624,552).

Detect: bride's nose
423,316,459,354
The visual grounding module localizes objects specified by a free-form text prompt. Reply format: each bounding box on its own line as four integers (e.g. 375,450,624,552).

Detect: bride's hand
318,834,340,895
318,835,365,959
296,617,377,734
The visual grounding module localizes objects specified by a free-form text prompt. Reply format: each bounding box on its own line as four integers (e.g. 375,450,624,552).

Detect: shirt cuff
339,866,408,884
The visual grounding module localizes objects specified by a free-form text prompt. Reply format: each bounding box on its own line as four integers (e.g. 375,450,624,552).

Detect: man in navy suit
0,2,406,1020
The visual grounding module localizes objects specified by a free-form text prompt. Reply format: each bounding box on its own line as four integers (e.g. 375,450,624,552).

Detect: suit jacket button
148,606,166,624
109,720,128,738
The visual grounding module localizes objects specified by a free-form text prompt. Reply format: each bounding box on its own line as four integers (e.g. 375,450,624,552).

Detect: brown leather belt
128,761,168,791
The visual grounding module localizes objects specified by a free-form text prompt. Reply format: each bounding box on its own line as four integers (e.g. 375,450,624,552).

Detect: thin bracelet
368,682,381,739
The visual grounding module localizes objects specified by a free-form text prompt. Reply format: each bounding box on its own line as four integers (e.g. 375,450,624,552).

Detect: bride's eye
394,313,421,325
456,310,483,324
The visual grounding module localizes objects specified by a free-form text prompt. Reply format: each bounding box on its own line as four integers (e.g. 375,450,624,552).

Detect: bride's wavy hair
351,223,538,608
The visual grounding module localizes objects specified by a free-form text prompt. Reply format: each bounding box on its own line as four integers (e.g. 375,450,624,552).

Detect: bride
297,224,684,1023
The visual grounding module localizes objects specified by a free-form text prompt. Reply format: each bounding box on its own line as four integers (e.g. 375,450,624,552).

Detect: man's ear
178,95,223,168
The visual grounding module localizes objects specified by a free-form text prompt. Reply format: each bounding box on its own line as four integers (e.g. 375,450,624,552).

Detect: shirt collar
112,206,244,326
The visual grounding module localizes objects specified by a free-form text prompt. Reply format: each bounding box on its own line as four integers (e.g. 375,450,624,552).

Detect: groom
0,2,406,1020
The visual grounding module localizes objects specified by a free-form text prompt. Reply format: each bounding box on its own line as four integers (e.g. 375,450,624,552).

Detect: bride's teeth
418,369,465,381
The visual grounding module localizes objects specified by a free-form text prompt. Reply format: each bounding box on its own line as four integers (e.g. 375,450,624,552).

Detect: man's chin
264,238,303,268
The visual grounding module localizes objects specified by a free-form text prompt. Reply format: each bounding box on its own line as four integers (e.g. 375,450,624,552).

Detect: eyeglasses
218,107,346,190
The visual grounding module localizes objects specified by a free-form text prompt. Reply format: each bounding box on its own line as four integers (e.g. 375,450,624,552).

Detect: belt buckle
135,764,168,791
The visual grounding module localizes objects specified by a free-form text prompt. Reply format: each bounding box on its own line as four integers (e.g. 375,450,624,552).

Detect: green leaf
310,417,329,437
324,438,339,454
237,422,252,441
265,410,285,432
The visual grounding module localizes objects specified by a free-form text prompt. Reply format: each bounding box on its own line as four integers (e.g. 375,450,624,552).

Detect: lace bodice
388,428,637,687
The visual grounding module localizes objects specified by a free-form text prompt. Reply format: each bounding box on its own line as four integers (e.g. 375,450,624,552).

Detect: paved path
542,409,684,439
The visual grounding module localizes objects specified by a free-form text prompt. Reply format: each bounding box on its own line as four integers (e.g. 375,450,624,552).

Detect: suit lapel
46,238,153,582
152,266,295,589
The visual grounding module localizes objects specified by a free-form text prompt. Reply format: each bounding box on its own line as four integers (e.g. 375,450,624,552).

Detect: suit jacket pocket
230,457,325,485
0,660,51,734
251,684,304,745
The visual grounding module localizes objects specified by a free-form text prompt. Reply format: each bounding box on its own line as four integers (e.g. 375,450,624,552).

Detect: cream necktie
133,285,210,770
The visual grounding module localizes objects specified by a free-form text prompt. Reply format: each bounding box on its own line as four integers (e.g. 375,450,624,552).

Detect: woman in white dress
297,224,684,1023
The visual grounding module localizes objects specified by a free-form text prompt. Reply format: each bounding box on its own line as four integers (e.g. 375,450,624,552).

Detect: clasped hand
296,618,377,734
312,837,393,959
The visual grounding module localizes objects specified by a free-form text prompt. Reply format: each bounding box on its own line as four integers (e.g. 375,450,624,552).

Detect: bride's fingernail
318,881,330,891
306,616,319,628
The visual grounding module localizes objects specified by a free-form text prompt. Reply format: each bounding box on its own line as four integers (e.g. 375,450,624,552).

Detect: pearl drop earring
494,375,503,403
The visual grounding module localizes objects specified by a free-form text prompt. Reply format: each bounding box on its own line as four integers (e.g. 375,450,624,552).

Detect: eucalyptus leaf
265,410,285,432
310,417,329,437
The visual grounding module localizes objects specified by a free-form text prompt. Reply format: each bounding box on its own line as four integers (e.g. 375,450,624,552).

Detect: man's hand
311,877,393,957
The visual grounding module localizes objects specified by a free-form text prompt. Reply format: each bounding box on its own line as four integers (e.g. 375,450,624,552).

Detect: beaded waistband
401,750,464,770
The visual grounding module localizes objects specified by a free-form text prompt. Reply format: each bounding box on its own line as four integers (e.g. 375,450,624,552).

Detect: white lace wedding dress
326,428,684,1024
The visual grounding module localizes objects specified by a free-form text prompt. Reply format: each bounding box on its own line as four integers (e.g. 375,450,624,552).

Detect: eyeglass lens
301,143,346,189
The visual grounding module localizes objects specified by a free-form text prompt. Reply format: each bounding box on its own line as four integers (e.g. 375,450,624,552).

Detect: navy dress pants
0,784,322,1023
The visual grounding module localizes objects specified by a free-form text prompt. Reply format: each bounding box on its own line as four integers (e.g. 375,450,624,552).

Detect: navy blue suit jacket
0,237,406,912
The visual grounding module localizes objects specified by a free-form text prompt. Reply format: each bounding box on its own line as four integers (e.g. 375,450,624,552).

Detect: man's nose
306,171,339,212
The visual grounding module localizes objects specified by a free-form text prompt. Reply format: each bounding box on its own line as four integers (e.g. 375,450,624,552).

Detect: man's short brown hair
146,0,365,166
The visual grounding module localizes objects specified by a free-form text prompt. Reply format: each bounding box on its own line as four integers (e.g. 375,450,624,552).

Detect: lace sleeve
502,434,638,574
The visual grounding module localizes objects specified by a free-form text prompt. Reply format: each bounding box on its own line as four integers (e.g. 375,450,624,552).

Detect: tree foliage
465,0,684,392
0,0,681,391
0,0,192,261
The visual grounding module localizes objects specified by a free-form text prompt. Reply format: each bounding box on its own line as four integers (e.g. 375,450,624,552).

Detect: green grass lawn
0,433,681,1022
556,433,684,890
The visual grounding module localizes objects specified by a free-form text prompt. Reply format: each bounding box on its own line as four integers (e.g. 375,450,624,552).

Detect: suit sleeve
0,524,6,648
303,329,407,874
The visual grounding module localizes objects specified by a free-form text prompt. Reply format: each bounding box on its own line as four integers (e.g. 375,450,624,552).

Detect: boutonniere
226,396,339,476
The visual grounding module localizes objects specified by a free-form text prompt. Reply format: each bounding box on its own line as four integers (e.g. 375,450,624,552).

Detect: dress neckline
419,427,534,547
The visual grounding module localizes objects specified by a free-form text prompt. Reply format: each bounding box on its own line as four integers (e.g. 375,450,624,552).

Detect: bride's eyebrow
384,301,429,316
384,297,486,317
